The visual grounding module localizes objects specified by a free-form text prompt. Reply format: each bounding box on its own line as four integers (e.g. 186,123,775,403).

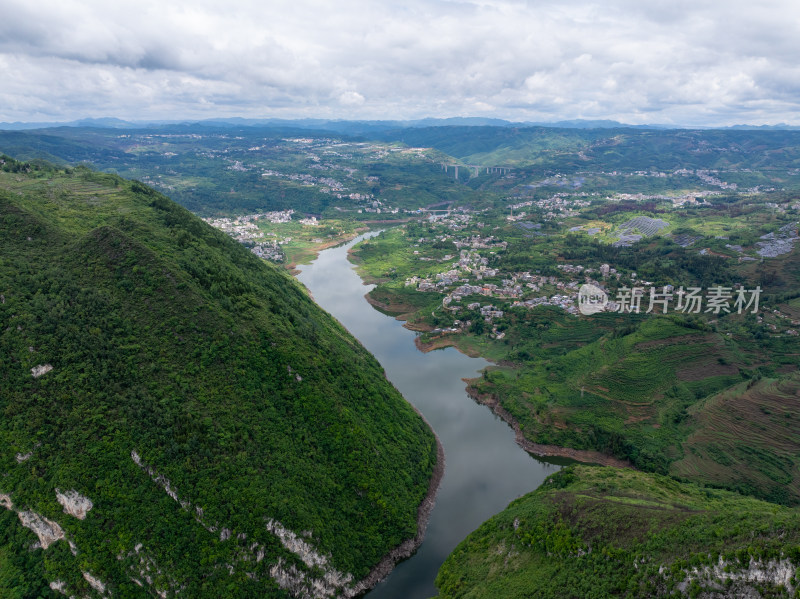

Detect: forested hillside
0,156,438,598
436,466,800,599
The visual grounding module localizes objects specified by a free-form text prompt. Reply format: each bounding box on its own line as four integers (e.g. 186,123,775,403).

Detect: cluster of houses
608,190,720,206
406,248,500,291
694,170,738,190
226,160,248,172
760,308,800,336
595,167,737,191
452,235,508,250
358,199,398,214
558,263,619,278
406,234,626,321
204,211,300,259
204,216,259,242
512,293,578,314
204,210,296,241
261,168,345,192
250,243,284,262
506,193,592,221
426,212,474,231
410,252,631,331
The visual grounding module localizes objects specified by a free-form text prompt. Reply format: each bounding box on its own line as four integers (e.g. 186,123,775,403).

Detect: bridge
442,164,512,180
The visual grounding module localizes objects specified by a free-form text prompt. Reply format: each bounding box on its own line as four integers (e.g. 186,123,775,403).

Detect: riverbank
349,425,445,596
464,382,633,469
297,231,556,599
414,332,631,467
414,334,481,357
363,292,421,323
368,294,632,469
285,228,370,275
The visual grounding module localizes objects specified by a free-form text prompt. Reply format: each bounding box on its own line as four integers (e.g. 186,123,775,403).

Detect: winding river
296,232,561,599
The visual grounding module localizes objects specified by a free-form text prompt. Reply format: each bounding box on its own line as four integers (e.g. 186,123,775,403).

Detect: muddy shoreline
285,229,370,275
464,382,633,469
412,334,632,468
413,335,483,356
362,292,424,326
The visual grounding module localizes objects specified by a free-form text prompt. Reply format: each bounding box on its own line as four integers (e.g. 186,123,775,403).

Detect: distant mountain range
2,116,799,133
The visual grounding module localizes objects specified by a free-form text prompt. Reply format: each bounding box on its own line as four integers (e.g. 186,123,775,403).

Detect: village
405,238,624,331
506,193,592,221
202,210,305,262
203,210,295,242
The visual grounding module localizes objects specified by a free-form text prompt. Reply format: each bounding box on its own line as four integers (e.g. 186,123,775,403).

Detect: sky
1,0,799,126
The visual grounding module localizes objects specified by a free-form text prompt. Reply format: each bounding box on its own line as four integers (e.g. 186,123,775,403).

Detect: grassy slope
436,465,800,599
0,160,437,598
672,374,800,505
469,313,800,504
471,317,738,465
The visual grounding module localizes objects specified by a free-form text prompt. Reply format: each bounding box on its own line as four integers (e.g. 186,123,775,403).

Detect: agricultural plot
671,374,800,504
617,215,670,237
756,221,799,257
582,341,713,405
671,233,701,247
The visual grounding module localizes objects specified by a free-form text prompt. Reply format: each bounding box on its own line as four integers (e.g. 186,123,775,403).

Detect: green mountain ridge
435,465,800,599
377,126,800,169
0,157,438,598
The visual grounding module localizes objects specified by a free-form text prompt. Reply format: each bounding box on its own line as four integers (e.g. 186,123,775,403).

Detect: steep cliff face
435,466,800,599
0,158,438,598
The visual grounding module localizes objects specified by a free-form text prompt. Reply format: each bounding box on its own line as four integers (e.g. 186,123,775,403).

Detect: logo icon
578,284,608,315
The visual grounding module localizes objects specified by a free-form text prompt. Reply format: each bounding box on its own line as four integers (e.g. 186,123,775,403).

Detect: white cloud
0,0,799,125
338,91,366,106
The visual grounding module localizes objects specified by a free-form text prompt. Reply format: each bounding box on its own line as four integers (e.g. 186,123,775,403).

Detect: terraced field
672,374,800,504
582,339,714,404
468,314,784,478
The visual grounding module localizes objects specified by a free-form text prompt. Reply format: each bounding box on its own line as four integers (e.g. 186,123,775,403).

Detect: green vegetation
378,126,800,171
6,125,800,224
350,183,800,505
4,123,800,597
672,374,800,506
0,127,489,218
0,156,437,598
435,465,800,599
207,214,368,271
469,316,800,496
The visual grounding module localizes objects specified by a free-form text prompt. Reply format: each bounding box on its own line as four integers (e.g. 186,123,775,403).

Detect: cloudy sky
1,0,799,126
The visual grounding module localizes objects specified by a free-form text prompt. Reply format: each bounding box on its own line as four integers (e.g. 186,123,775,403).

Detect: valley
296,233,560,599
2,121,800,597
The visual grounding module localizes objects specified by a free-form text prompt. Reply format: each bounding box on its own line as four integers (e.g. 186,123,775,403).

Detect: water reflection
296,233,560,599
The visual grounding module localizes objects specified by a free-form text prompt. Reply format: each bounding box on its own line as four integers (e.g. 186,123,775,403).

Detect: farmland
672,374,800,505
349,177,800,503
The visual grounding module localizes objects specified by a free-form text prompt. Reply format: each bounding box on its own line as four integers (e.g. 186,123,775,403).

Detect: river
296,232,561,599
